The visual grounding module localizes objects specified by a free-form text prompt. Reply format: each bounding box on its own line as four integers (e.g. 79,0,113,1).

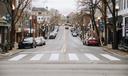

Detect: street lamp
115,4,119,25
29,16,32,37
12,4,15,10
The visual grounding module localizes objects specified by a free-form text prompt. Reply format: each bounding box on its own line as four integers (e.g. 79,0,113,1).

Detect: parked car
84,37,99,46
49,32,56,39
70,28,75,32
35,37,46,46
18,37,36,49
65,26,69,29
118,37,128,51
72,32,78,37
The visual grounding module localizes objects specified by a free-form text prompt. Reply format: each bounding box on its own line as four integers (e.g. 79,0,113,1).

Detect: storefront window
125,17,128,37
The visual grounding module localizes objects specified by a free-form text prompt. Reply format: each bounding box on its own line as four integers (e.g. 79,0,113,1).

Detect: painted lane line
84,53,100,61
68,53,79,61
49,54,59,61
101,54,120,61
30,54,44,61
9,54,27,61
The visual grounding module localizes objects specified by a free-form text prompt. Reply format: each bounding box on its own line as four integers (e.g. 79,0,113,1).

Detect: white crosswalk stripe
49,53,59,61
8,53,121,62
101,54,120,61
68,53,79,61
84,53,100,61
30,54,44,61
9,54,27,61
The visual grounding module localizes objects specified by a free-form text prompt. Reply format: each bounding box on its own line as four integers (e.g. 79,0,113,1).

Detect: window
124,0,126,9
119,0,123,10
38,12,42,15
127,0,128,8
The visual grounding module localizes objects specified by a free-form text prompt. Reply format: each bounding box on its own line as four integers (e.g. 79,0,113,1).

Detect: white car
35,37,46,46
49,32,56,39
72,32,78,37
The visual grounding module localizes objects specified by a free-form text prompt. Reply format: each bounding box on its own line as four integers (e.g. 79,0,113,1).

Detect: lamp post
112,1,119,49
115,4,119,45
115,4,119,25
29,16,32,37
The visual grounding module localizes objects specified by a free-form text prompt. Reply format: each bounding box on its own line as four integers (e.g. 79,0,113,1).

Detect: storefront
107,15,123,44
0,19,10,53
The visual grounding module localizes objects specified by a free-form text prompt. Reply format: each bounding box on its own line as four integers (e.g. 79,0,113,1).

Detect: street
0,26,128,76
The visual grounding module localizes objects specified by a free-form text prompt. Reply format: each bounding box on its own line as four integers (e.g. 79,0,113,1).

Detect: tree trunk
91,8,100,45
103,0,107,46
10,22,16,49
10,11,16,49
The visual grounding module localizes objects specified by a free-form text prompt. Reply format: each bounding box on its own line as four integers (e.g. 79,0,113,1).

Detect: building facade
118,0,128,37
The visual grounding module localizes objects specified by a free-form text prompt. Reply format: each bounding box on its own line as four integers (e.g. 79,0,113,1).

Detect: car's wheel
35,45,36,48
31,44,35,48
43,42,46,45
83,42,85,45
40,44,43,46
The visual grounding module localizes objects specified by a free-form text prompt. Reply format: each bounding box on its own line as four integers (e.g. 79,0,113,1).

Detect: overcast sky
32,0,77,16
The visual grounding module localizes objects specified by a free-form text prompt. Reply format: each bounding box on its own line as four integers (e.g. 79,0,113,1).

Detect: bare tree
77,0,101,45
97,0,118,49
0,0,31,49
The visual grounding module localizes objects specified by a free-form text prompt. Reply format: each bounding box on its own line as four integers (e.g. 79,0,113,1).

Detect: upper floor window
127,0,128,8
38,12,42,15
124,0,126,9
119,0,123,10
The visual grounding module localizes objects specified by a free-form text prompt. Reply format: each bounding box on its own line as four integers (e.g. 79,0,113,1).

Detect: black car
18,37,36,49
65,26,69,29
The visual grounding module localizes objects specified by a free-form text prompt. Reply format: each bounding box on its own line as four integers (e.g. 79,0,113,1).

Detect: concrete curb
0,49,23,58
103,47,128,58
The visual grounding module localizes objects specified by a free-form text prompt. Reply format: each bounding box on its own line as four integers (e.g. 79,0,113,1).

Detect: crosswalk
8,53,121,62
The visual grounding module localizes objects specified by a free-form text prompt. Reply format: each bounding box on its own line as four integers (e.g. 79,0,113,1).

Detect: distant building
32,7,51,24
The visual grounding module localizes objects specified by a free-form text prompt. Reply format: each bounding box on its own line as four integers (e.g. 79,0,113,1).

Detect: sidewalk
0,48,23,58
103,44,128,58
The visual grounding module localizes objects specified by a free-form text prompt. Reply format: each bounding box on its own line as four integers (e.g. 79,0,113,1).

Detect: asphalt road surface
0,26,128,76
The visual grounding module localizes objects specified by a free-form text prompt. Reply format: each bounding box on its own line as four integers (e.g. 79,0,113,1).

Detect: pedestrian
101,37,104,45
